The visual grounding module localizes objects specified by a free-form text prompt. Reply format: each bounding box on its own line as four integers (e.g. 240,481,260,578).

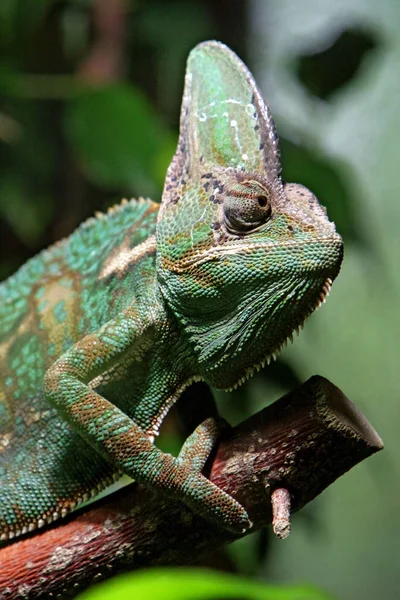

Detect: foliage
65,84,168,192
76,568,332,600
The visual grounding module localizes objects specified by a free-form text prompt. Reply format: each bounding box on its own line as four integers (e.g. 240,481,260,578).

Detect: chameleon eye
223,187,272,234
257,195,268,208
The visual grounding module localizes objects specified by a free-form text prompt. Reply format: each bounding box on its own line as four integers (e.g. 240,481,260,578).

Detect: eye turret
223,176,272,234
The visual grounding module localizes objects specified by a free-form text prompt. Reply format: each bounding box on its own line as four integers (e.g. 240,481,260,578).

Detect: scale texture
0,41,343,542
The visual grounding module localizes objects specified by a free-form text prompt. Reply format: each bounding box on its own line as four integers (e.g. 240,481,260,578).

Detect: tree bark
0,376,383,600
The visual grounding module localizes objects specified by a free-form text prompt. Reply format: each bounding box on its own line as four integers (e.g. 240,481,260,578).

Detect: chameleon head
156,41,343,389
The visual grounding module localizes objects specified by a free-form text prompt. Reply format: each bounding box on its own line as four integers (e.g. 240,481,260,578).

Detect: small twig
271,488,291,540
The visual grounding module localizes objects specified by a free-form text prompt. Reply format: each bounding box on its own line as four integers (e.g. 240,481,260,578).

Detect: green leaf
65,84,163,193
77,567,333,600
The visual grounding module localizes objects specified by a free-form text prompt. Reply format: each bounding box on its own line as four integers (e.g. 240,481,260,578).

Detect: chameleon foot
176,417,251,533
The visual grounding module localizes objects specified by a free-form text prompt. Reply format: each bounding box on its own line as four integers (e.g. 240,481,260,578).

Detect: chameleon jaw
226,277,333,391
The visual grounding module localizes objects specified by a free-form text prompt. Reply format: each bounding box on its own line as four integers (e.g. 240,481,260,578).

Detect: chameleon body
0,41,343,542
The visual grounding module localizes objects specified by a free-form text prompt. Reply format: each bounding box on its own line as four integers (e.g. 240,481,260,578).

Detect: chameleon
0,41,343,543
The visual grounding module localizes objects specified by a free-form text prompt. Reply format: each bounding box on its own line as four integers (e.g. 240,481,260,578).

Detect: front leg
43,307,250,532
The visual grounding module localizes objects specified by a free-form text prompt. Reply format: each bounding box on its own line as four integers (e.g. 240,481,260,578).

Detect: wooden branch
0,376,383,600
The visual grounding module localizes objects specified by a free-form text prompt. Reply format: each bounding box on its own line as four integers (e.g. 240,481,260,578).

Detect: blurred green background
0,0,398,599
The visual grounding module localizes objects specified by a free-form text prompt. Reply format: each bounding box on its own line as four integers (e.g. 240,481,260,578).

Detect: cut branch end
271,487,291,540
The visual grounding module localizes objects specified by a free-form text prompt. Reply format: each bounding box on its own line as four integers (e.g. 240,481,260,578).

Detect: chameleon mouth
228,277,333,390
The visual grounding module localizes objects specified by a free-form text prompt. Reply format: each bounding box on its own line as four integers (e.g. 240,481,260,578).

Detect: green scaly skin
0,41,343,543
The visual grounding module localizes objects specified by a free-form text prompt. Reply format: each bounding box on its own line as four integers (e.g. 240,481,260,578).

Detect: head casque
156,41,343,389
